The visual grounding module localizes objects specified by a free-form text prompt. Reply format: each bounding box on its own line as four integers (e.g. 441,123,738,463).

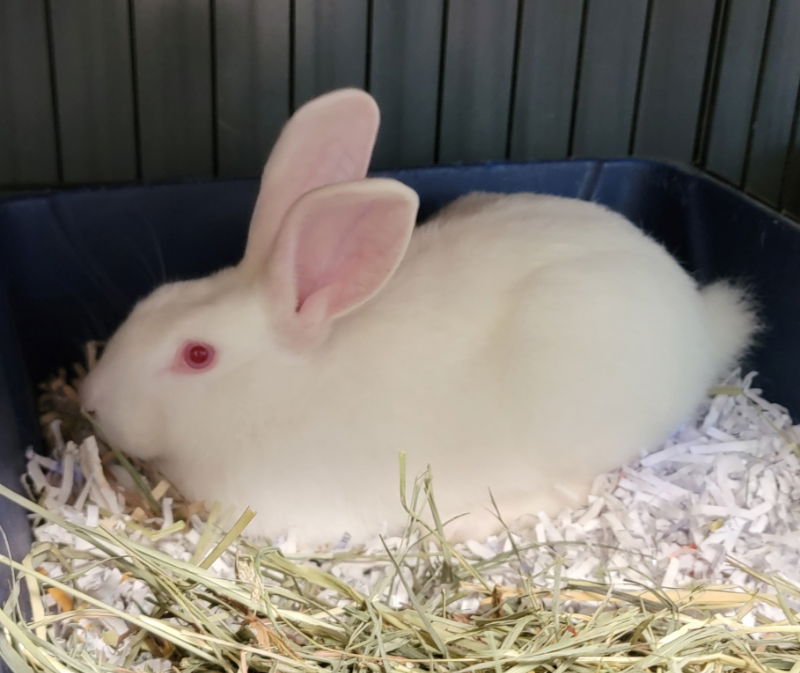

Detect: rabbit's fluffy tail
700,281,760,371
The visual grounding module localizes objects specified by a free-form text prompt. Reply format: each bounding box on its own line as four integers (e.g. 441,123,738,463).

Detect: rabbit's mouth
80,389,165,463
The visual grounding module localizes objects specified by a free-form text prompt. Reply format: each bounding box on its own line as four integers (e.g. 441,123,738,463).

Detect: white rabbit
80,89,757,546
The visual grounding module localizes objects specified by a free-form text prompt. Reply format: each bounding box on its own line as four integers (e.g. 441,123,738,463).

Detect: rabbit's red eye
182,341,215,370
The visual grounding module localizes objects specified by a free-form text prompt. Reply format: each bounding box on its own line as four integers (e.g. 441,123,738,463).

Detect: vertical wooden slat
438,0,517,164
703,0,770,185
745,0,800,206
293,0,368,108
132,0,213,180
781,107,800,220
571,0,648,158
215,0,291,178
782,107,800,217
633,0,716,162
370,0,443,169
49,0,136,184
510,0,582,160
0,0,58,186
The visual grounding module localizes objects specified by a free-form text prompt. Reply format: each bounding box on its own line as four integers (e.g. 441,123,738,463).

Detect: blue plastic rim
0,158,798,616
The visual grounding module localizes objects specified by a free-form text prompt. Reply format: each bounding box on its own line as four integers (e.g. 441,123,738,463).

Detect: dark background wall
1,0,799,219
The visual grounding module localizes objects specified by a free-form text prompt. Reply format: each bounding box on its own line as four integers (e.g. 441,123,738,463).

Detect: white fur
80,92,758,547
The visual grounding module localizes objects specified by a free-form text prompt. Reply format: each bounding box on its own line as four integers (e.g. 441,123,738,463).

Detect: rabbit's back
343,193,701,365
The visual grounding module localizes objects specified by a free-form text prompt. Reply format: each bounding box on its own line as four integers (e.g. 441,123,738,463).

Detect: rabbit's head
80,89,419,463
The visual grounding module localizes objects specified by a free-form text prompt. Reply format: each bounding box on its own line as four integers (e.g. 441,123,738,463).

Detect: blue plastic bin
1,159,798,617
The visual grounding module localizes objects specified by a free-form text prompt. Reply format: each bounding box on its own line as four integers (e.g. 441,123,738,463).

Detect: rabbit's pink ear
266,179,419,348
242,89,380,271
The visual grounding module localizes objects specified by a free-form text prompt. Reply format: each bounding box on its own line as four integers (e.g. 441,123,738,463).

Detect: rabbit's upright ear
265,179,419,349
242,89,380,272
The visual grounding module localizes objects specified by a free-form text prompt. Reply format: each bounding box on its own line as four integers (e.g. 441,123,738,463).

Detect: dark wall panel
571,0,648,158
510,0,582,161
215,0,291,178
49,0,137,184
0,0,58,185
0,0,798,215
783,116,800,218
438,0,518,164
132,0,214,180
703,0,770,186
370,0,443,169
745,0,800,206
633,0,716,163
293,0,368,108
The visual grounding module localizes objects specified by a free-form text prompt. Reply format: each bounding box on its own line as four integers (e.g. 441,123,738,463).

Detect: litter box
1,156,799,620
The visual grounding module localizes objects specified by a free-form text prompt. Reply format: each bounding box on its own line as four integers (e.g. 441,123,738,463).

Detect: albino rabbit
80,89,757,546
